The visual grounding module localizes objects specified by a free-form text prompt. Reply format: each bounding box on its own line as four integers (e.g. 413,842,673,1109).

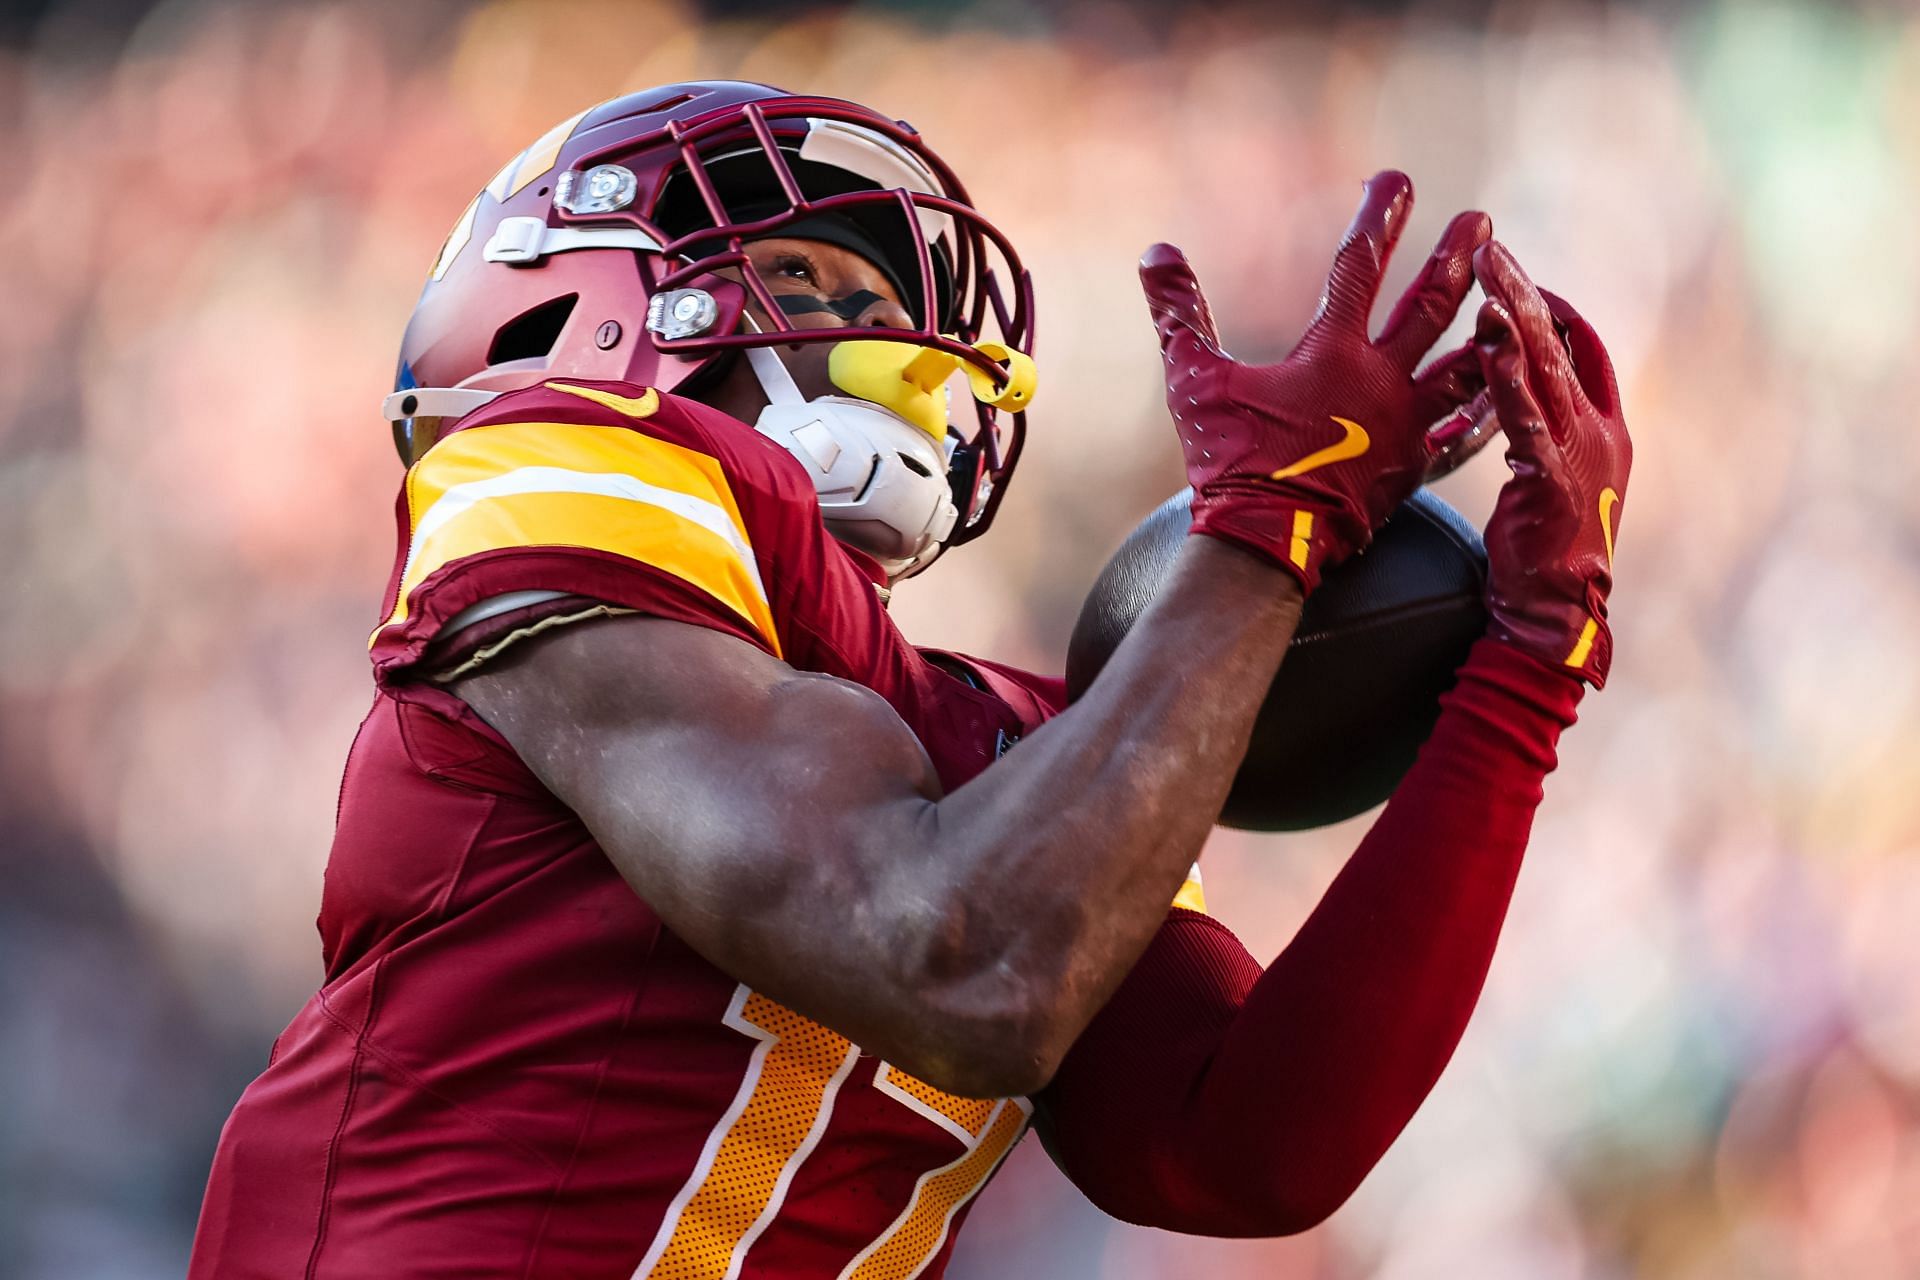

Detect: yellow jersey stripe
376,421,778,654
401,421,751,540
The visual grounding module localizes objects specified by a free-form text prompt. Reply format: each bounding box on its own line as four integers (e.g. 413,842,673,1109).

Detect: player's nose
852,293,915,329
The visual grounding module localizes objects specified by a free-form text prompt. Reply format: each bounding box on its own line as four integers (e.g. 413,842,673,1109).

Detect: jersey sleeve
1034,639,1581,1235
915,650,1067,733
367,385,788,685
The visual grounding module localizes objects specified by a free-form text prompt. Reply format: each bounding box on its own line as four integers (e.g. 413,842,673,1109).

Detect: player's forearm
1197,640,1577,1225
1044,638,1581,1232
906,535,1303,1090
454,546,1302,1101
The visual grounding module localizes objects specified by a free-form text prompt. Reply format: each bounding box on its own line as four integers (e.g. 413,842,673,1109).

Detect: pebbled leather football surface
1066,488,1488,831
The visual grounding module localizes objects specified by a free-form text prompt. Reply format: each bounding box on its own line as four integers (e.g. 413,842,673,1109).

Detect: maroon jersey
189,381,1195,1279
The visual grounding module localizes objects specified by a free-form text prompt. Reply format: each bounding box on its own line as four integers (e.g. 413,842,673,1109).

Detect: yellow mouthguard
828,339,1038,440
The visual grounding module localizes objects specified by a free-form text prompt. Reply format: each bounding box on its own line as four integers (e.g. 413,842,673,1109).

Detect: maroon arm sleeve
1032,638,1583,1236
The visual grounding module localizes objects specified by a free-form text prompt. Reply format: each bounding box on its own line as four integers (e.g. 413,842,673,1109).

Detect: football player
190,82,1630,1277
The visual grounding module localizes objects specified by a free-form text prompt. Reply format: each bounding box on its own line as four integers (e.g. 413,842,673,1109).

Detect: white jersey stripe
407,464,768,604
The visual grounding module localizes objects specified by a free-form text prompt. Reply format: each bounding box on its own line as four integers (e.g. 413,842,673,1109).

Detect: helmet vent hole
897,451,932,478
488,293,579,365
638,92,696,114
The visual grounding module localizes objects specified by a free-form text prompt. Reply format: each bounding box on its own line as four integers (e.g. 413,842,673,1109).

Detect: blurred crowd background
4,0,1919,1275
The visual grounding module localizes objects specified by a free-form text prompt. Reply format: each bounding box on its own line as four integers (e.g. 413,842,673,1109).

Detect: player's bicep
449,610,942,961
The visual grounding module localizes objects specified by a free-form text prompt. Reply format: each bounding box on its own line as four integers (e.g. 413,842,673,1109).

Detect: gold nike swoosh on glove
1564,487,1623,670
1599,486,1619,567
1269,416,1370,480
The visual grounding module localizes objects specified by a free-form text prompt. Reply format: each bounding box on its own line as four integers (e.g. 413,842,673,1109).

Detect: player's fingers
1423,389,1499,481
1139,243,1227,376
1538,288,1621,418
1378,209,1493,369
1414,343,1493,479
1474,297,1561,472
1472,242,1576,431
1408,342,1484,430
1315,170,1415,335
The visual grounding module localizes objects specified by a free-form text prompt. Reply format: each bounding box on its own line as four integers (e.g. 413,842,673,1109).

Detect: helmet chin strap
744,341,808,408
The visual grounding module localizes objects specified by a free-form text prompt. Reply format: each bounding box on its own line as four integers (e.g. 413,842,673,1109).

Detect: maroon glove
1472,242,1631,687
1139,171,1492,591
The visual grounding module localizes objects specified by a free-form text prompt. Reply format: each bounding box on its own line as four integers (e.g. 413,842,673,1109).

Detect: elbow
894,986,1072,1100
1246,1186,1349,1237
1065,1151,1353,1238
914,1041,1059,1102
971,991,1077,1099
992,1011,1075,1097
1105,1171,1356,1239
872,1027,1056,1101
892,935,1077,1099
1084,1123,1371,1237
1191,1135,1373,1236
1203,1159,1368,1238
882,858,1087,1099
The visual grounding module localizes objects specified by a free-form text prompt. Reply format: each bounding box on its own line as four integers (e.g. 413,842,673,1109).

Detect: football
1066,488,1489,830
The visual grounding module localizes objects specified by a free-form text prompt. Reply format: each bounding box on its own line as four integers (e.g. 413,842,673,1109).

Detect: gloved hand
1139,171,1492,591
1472,242,1632,687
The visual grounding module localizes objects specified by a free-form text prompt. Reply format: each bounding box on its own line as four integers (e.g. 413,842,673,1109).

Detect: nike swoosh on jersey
1599,486,1619,567
1269,416,1370,481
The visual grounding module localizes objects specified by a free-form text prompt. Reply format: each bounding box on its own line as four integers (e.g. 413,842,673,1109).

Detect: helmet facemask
621,104,1034,569
388,85,1035,576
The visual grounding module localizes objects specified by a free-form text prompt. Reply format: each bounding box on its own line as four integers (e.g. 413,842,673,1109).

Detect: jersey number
632,986,1030,1280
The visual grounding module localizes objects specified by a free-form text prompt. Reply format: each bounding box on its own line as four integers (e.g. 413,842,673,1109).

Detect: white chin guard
746,346,958,578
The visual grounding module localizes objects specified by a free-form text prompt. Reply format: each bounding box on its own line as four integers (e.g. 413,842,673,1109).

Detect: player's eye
770,253,819,286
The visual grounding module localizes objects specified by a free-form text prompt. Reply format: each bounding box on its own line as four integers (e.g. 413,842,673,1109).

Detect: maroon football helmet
388,80,1035,549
